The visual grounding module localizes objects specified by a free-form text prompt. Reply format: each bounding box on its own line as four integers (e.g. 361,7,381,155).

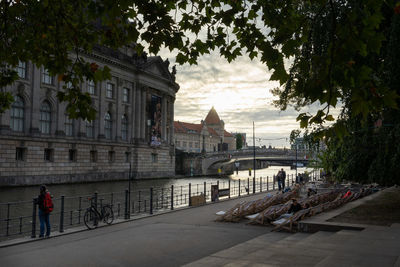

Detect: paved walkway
1,189,399,266
185,225,400,267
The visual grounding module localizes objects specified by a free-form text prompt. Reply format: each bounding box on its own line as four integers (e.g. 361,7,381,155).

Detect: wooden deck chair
248,202,290,225
271,208,311,232
309,204,324,216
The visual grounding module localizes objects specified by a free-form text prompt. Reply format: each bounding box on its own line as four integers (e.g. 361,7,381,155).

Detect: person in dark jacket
288,199,302,214
280,168,286,190
37,185,51,238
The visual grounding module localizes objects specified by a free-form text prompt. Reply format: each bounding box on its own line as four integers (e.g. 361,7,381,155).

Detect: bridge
176,148,312,176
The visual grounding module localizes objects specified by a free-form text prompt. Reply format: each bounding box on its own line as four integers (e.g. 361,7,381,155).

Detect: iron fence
0,171,320,241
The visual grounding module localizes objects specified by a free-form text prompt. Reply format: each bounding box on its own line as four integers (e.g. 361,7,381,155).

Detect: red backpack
44,192,54,213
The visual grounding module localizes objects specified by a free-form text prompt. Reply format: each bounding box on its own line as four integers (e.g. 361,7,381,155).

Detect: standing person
281,168,286,190
37,185,53,238
276,170,282,191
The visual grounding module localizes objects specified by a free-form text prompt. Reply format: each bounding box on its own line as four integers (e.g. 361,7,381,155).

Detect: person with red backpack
37,185,53,238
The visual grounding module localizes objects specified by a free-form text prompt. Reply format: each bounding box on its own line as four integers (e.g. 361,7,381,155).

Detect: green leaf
325,115,335,121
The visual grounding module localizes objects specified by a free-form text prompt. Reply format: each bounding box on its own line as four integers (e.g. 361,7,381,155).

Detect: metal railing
0,171,320,241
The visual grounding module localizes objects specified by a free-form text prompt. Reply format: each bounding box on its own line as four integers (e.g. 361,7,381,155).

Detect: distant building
0,45,179,186
291,138,309,151
174,107,236,153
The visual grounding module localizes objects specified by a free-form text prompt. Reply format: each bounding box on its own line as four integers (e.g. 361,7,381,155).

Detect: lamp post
202,135,205,153
295,142,298,180
253,121,256,194
128,162,132,216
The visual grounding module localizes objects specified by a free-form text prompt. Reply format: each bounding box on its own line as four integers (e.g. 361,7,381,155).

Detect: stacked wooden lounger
216,185,301,222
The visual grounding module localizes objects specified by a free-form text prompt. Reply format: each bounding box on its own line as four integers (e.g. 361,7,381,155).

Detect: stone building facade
174,107,236,153
0,45,179,186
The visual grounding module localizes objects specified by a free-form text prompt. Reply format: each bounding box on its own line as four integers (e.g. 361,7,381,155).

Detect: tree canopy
2,0,400,176
235,133,243,149
2,0,399,125
316,9,400,185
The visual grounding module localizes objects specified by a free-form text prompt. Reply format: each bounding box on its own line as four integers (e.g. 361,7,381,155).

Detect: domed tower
204,107,224,135
204,107,226,151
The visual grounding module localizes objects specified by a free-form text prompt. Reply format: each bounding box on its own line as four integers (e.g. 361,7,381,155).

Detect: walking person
37,185,53,238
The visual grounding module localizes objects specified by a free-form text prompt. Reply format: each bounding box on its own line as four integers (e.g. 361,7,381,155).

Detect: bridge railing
204,148,309,158
0,171,321,242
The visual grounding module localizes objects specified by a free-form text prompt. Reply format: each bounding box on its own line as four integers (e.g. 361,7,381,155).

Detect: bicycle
84,197,114,229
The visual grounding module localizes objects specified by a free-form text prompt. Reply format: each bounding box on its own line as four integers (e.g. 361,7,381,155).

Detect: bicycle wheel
84,209,99,229
102,205,114,225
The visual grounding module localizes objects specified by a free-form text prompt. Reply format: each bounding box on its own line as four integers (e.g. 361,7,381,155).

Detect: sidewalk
1,188,399,266
185,187,400,267
0,192,274,267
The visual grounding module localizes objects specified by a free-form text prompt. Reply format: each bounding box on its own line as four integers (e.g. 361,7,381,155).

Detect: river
0,166,314,203
0,166,316,240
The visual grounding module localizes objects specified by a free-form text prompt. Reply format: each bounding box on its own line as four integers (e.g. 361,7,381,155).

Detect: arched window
64,111,74,136
40,101,51,134
121,114,128,140
104,112,112,139
10,95,24,132
86,120,95,138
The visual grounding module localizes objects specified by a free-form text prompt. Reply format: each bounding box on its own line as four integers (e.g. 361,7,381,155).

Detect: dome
204,107,221,125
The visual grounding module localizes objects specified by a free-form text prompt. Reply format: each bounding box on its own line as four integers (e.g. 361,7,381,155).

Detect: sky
150,7,335,149
161,50,333,148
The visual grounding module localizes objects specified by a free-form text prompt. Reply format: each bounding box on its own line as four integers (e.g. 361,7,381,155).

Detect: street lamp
128,162,132,219
295,142,298,180
253,121,256,194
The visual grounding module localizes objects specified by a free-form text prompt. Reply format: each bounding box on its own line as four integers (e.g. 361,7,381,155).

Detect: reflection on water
0,166,313,203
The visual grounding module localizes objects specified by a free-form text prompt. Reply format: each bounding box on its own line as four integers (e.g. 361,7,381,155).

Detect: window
44,148,54,162
176,141,180,147
65,113,74,136
15,147,27,161
151,153,158,163
108,151,115,163
123,88,129,102
69,149,77,162
42,69,53,85
125,152,131,163
10,96,24,132
16,62,27,79
189,142,193,148
90,150,97,162
106,83,114,98
195,142,199,148
104,112,112,139
121,114,128,140
86,120,95,138
87,80,96,95
183,141,187,147
40,101,51,134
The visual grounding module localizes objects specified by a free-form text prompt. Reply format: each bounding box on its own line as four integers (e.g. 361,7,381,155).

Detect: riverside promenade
1,189,399,267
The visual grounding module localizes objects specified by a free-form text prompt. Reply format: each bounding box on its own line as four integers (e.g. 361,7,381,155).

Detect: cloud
159,49,340,147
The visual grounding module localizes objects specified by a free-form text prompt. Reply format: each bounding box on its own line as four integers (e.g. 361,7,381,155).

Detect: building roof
224,130,233,137
207,127,219,136
174,121,203,134
204,107,221,125
174,121,225,137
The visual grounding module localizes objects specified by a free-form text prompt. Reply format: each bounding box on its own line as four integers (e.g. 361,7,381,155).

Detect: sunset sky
163,50,334,148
